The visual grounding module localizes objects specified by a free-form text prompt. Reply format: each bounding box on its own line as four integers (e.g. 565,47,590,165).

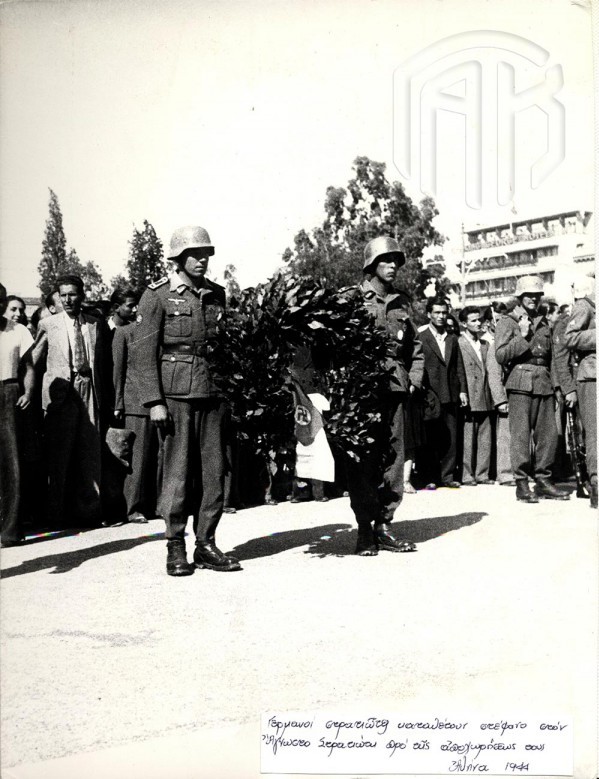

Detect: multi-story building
462,210,594,305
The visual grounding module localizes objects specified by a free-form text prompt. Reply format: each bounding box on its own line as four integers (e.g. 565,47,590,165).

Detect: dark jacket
551,314,577,396
564,296,596,382
419,326,467,405
112,323,149,417
132,273,226,405
360,280,424,392
494,305,554,396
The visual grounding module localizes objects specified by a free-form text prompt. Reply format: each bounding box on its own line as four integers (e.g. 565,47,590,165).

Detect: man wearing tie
32,275,108,527
419,296,469,488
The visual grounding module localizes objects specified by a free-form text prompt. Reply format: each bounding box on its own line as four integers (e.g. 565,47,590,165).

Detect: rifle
566,407,590,498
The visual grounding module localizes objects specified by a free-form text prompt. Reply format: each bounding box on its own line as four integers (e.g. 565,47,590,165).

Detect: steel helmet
514,275,544,296
168,226,215,260
363,236,406,272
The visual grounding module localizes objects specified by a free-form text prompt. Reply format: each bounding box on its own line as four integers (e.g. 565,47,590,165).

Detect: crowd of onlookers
0,266,595,550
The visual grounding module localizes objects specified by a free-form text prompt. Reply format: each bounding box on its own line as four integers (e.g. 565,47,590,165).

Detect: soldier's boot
373,522,417,553
534,477,570,501
590,484,598,510
515,479,539,504
194,541,242,572
166,540,194,577
205,532,240,565
355,524,378,556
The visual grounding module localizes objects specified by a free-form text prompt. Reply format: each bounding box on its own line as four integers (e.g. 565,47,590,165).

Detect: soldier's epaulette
148,277,168,290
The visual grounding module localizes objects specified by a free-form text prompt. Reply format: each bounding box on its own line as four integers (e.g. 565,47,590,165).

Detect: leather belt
72,367,92,378
521,357,549,367
1,377,19,385
162,344,207,357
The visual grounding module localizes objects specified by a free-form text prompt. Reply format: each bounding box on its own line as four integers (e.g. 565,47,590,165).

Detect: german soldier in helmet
133,225,241,575
344,235,422,555
494,275,569,503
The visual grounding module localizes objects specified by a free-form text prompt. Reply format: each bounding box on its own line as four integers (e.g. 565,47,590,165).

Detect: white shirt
463,330,483,362
0,318,33,381
62,311,91,365
428,323,447,350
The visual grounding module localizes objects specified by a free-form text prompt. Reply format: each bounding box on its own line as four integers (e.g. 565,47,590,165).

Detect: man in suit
31,274,109,527
419,296,468,487
458,306,508,485
112,321,160,523
133,226,240,576
494,275,569,503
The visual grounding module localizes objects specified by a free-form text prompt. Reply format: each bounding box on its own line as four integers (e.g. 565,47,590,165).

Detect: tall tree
38,189,69,296
125,220,167,295
283,156,447,299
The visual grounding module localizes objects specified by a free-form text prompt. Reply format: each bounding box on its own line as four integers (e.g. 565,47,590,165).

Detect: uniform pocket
508,364,534,393
161,354,194,395
164,302,192,337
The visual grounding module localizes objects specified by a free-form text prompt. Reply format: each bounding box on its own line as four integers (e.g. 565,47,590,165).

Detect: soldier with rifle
564,275,596,509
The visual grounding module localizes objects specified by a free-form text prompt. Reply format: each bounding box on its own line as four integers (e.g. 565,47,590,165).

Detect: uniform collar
169,271,209,295
360,278,406,308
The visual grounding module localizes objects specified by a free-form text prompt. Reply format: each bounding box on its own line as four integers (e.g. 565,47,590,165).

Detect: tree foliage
283,156,448,298
37,190,108,298
208,272,393,470
125,220,167,295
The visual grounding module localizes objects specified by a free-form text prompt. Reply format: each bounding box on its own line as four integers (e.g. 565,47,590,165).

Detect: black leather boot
166,540,194,576
355,524,378,556
194,541,242,571
373,523,417,552
534,477,570,501
515,479,539,503
206,533,240,564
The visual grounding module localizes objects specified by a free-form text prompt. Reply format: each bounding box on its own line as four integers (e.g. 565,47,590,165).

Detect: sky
0,0,594,298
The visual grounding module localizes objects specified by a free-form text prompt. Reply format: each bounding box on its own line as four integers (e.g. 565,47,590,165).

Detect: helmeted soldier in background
343,236,422,555
494,275,569,503
564,273,596,509
133,226,240,575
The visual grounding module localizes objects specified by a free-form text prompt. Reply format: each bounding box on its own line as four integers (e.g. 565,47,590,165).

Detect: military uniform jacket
360,280,424,393
551,314,577,396
564,297,596,381
133,273,226,405
494,305,554,396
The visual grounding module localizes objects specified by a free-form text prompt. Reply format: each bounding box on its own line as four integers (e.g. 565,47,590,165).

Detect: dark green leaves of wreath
207,272,393,464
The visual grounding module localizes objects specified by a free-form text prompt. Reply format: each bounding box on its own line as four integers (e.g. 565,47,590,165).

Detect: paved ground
1,484,597,778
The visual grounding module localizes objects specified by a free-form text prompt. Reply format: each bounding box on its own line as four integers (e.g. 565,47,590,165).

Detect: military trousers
160,397,227,542
495,412,514,483
577,380,597,486
344,392,405,526
507,391,557,481
462,411,492,484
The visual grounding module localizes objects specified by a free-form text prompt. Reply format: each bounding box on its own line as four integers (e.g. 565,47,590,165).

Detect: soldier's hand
565,390,578,409
496,402,508,415
459,392,468,407
518,316,532,337
114,409,124,421
150,403,170,430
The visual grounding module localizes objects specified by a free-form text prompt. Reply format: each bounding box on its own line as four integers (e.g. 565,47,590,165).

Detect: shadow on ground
0,532,165,578
230,512,487,560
